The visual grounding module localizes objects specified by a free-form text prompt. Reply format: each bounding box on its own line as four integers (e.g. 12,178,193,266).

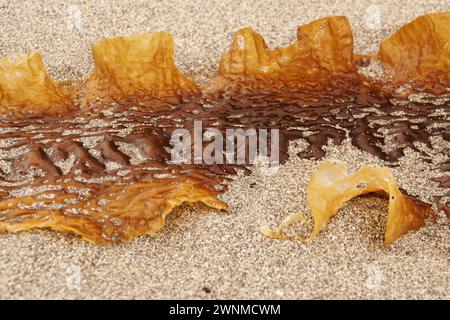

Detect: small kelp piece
0,178,227,244
264,161,435,245
307,161,435,244
214,16,357,84
0,53,72,116
378,12,450,93
82,32,200,103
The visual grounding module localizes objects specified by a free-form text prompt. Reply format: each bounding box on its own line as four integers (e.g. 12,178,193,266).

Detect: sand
0,0,449,299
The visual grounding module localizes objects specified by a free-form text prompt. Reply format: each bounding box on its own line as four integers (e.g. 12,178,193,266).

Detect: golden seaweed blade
0,33,219,243
81,32,201,105
209,16,366,95
308,162,435,244
296,16,356,75
0,53,73,116
0,177,227,244
0,14,448,245
265,161,436,245
378,12,450,93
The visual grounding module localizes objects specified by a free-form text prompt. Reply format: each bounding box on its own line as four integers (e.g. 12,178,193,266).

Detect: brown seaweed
264,162,436,245
378,12,450,94
0,13,448,244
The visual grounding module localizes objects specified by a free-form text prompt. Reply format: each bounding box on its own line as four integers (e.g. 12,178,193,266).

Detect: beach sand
0,0,449,299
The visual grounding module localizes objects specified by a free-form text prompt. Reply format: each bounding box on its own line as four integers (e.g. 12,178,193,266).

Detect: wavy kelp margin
0,178,227,244
0,13,448,244
1,13,448,116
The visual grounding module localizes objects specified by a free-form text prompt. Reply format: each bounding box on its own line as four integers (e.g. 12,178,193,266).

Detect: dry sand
0,0,449,299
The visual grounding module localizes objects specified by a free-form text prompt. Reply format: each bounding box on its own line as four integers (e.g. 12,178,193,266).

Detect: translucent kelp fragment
0,53,72,116
296,15,356,75
307,162,435,244
212,16,358,86
81,32,200,103
265,161,435,245
379,12,450,93
0,178,227,244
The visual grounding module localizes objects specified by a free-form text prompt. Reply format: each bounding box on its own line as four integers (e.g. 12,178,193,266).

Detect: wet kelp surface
0,14,448,243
